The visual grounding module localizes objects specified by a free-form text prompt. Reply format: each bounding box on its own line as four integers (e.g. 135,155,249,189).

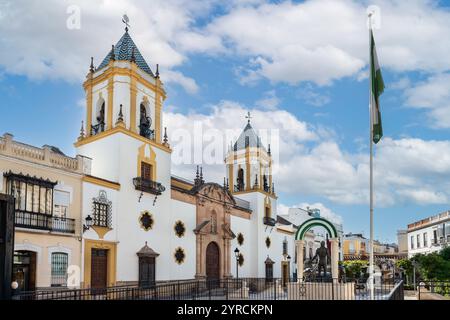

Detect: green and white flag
370,29,384,144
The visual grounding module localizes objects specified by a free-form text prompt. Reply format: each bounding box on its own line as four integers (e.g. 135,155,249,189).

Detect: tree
411,247,450,280
396,258,414,284
343,260,368,279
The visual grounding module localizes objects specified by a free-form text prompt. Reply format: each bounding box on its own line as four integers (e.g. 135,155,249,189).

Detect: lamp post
234,248,240,279
287,255,291,282
83,215,93,233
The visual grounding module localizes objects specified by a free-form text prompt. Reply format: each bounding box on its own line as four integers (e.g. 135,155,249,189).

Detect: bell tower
75,21,170,183
75,25,167,148
225,113,275,197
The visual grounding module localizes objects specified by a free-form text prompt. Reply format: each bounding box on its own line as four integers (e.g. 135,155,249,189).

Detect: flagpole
368,12,375,301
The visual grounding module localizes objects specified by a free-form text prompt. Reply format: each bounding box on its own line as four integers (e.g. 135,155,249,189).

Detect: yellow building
0,133,90,290
342,233,368,258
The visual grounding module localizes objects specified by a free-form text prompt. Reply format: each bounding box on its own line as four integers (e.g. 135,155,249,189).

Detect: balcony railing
133,177,166,195
14,211,76,234
263,216,276,226
91,122,105,136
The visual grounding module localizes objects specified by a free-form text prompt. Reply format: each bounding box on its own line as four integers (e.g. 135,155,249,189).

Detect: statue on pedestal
312,241,330,277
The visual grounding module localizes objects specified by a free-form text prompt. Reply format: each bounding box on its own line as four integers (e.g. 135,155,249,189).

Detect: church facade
74,27,296,288
0,26,343,291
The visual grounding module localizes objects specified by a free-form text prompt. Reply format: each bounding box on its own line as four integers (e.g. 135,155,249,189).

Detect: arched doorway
205,242,220,285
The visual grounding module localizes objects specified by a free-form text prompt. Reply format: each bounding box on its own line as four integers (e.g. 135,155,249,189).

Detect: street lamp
83,215,93,233
234,248,240,279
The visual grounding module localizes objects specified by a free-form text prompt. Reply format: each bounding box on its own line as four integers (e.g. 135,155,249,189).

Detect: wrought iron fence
418,280,450,300
12,278,404,301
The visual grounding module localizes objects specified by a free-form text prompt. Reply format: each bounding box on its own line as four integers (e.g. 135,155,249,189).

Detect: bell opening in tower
139,103,154,140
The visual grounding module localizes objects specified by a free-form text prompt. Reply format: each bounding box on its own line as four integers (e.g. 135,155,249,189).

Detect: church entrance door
91,248,108,293
205,242,220,287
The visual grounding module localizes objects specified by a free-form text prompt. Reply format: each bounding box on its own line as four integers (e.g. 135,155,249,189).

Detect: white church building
1,25,343,290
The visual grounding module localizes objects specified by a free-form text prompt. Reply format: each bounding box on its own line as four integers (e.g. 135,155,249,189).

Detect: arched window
92,99,105,135
139,103,153,139
263,174,269,192
51,252,68,287
236,168,244,191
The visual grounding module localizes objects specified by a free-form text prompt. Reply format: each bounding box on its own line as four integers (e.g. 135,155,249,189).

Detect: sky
2,0,450,243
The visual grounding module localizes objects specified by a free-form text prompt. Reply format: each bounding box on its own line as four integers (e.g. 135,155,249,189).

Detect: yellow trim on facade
85,76,93,137
137,143,157,180
231,189,277,199
171,178,193,191
83,239,117,288
225,149,271,163
228,162,233,193
264,196,272,218
155,78,163,143
82,175,121,191
107,76,114,129
74,125,172,153
269,160,272,191
277,228,295,235
130,64,137,133
91,226,112,239
83,66,166,100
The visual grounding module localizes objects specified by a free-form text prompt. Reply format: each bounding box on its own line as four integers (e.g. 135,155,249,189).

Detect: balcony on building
263,216,276,226
133,177,165,195
3,171,76,234
14,211,76,234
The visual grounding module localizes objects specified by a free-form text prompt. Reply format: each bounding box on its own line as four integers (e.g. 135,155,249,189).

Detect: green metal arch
295,217,338,240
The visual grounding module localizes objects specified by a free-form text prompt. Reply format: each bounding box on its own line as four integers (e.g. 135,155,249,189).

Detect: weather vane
122,14,130,32
245,111,252,123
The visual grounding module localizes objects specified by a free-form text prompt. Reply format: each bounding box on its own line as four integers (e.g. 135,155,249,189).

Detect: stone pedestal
330,238,339,279
295,240,305,282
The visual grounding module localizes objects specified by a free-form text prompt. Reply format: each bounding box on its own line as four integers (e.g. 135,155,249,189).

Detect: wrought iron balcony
14,210,76,234
133,177,166,195
263,216,276,226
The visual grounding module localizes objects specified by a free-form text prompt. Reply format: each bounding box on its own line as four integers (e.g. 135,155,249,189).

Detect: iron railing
12,277,404,300
263,216,277,226
15,210,76,234
133,177,166,195
387,280,404,300
91,122,105,135
418,280,450,300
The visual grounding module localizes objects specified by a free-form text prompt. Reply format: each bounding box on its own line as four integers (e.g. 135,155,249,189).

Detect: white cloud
165,101,450,207
277,202,343,225
164,70,199,94
0,0,214,93
204,0,450,85
255,90,280,110
6,0,450,89
296,84,330,107
405,73,450,128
